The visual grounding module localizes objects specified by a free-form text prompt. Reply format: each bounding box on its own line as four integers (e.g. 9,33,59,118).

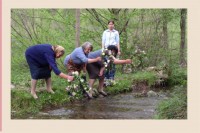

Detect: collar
106,29,116,32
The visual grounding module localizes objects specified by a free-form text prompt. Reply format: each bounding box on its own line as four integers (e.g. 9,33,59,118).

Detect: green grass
167,66,187,86
105,73,134,94
154,85,187,119
11,82,71,119
132,71,157,86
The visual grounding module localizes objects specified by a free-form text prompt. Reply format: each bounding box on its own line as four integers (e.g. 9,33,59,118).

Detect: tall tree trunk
162,10,168,50
75,9,80,47
180,9,187,66
122,9,128,53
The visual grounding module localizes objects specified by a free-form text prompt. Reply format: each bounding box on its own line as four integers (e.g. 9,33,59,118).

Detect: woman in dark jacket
25,44,73,99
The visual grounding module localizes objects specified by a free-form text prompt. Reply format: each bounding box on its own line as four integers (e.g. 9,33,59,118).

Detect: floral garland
66,71,91,99
101,48,115,71
101,48,117,86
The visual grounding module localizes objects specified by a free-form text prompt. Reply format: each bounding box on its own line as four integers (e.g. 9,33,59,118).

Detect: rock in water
147,90,158,97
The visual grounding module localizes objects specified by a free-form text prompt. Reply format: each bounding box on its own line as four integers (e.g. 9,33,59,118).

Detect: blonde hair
52,45,65,55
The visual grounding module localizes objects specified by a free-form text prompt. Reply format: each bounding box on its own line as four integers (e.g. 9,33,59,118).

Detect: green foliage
132,71,157,86
155,86,187,119
167,65,187,86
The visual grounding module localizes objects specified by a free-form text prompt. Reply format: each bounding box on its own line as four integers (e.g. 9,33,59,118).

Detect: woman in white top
102,20,121,55
102,20,121,81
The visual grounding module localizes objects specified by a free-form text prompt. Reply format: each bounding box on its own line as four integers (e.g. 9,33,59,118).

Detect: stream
30,91,168,119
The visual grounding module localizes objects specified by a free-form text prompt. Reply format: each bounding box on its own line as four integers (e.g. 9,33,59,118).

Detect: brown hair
108,20,115,24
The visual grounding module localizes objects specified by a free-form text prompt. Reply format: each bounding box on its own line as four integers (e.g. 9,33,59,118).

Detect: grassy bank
155,67,187,119
11,70,159,118
155,85,187,119
11,66,187,119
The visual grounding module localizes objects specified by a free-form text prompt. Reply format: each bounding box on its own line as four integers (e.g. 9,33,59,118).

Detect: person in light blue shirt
102,20,120,81
64,42,101,75
102,20,120,55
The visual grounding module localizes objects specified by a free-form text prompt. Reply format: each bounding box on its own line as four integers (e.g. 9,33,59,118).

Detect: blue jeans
105,64,116,80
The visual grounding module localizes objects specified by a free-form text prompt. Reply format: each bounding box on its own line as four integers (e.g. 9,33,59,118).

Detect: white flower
105,64,108,67
104,62,107,65
72,72,75,75
67,79,71,82
74,71,79,76
108,50,112,55
107,60,110,63
72,92,76,96
66,87,70,91
80,79,84,83
73,84,77,88
102,52,105,56
84,87,88,90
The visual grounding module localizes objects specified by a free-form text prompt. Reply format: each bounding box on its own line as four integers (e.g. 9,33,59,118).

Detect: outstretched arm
113,58,132,65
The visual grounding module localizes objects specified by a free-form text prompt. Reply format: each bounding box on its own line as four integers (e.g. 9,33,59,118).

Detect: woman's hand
67,75,74,81
96,57,102,62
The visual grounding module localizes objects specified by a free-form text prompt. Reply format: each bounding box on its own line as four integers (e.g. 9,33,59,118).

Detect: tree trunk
75,9,80,47
180,9,187,66
162,10,168,50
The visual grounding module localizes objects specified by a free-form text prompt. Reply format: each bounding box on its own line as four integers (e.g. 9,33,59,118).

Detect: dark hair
108,20,115,24
107,45,118,57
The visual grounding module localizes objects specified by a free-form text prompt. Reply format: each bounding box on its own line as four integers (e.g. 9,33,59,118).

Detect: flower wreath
66,71,91,99
101,48,115,71
101,48,117,86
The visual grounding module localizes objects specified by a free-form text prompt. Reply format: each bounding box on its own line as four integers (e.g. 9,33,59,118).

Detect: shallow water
32,92,168,119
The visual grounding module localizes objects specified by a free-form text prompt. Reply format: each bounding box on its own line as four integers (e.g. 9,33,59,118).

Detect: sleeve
44,53,61,75
77,51,88,63
115,31,120,44
64,55,70,66
102,31,106,45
